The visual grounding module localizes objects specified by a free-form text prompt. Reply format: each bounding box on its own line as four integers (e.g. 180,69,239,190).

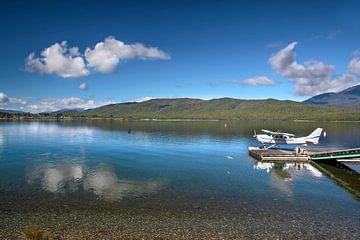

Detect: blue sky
1,0,360,112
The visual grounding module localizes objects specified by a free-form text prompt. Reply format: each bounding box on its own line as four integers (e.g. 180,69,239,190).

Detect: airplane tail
305,128,323,144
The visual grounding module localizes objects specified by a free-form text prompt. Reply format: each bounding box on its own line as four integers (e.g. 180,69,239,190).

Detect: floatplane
253,128,324,149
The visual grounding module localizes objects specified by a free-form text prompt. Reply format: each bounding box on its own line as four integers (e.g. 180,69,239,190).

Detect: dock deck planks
248,147,309,162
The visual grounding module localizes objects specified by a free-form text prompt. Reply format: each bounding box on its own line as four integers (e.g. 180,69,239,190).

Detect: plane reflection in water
254,162,322,178
26,162,164,201
254,162,323,196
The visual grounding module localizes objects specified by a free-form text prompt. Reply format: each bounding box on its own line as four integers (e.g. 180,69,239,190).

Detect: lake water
0,120,359,239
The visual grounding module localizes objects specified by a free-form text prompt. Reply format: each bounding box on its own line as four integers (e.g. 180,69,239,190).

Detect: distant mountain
0,109,26,114
304,85,360,109
58,97,360,121
56,108,84,113
46,108,85,115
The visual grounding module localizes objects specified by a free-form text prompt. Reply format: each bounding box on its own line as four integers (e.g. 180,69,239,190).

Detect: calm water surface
0,120,359,239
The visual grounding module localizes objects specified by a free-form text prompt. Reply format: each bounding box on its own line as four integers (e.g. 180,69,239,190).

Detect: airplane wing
280,132,295,137
261,129,274,135
261,129,295,137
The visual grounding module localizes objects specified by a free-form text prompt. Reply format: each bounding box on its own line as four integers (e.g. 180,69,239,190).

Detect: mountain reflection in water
311,161,360,200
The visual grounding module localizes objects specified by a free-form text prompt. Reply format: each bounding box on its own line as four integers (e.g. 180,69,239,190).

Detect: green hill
58,98,360,121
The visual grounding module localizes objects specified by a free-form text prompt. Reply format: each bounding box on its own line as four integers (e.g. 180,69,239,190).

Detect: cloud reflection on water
27,161,164,201
84,166,164,201
27,163,85,193
0,131,4,154
18,122,95,143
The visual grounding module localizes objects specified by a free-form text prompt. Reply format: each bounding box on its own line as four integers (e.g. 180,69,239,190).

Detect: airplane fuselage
255,128,323,146
256,135,314,145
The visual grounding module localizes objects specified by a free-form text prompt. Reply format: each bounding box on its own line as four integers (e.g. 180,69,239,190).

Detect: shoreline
2,117,360,123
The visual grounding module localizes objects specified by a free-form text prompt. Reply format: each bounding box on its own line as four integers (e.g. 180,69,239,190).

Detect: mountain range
0,109,26,114
304,85,360,109
2,85,360,121
53,97,360,121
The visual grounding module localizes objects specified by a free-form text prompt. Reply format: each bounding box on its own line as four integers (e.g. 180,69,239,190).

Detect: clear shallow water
0,120,359,239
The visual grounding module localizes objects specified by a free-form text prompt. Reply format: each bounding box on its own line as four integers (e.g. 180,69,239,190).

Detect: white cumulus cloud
84,36,170,73
269,42,334,80
79,83,88,90
348,51,360,76
0,92,28,111
33,97,115,112
25,37,170,77
0,92,28,106
38,97,96,111
9,98,27,105
0,92,9,103
0,91,114,113
269,42,357,96
25,41,89,78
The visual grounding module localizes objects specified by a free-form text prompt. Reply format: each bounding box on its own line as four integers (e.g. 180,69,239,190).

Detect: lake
0,120,359,239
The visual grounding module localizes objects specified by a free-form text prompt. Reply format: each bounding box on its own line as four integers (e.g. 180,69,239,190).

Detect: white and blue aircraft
253,128,324,149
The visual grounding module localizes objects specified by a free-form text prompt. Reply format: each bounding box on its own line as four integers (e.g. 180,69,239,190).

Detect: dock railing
309,148,360,161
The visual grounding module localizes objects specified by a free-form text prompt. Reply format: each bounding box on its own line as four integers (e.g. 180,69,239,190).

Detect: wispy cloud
175,83,192,88
325,30,341,40
128,97,153,103
227,76,277,86
207,81,218,87
315,29,342,40
25,36,170,78
79,83,88,90
265,41,285,49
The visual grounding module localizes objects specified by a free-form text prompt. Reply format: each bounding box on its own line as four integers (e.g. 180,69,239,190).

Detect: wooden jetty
249,147,360,162
248,147,309,162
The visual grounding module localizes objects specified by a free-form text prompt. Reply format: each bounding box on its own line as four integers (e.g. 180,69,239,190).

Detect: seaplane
253,128,324,149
